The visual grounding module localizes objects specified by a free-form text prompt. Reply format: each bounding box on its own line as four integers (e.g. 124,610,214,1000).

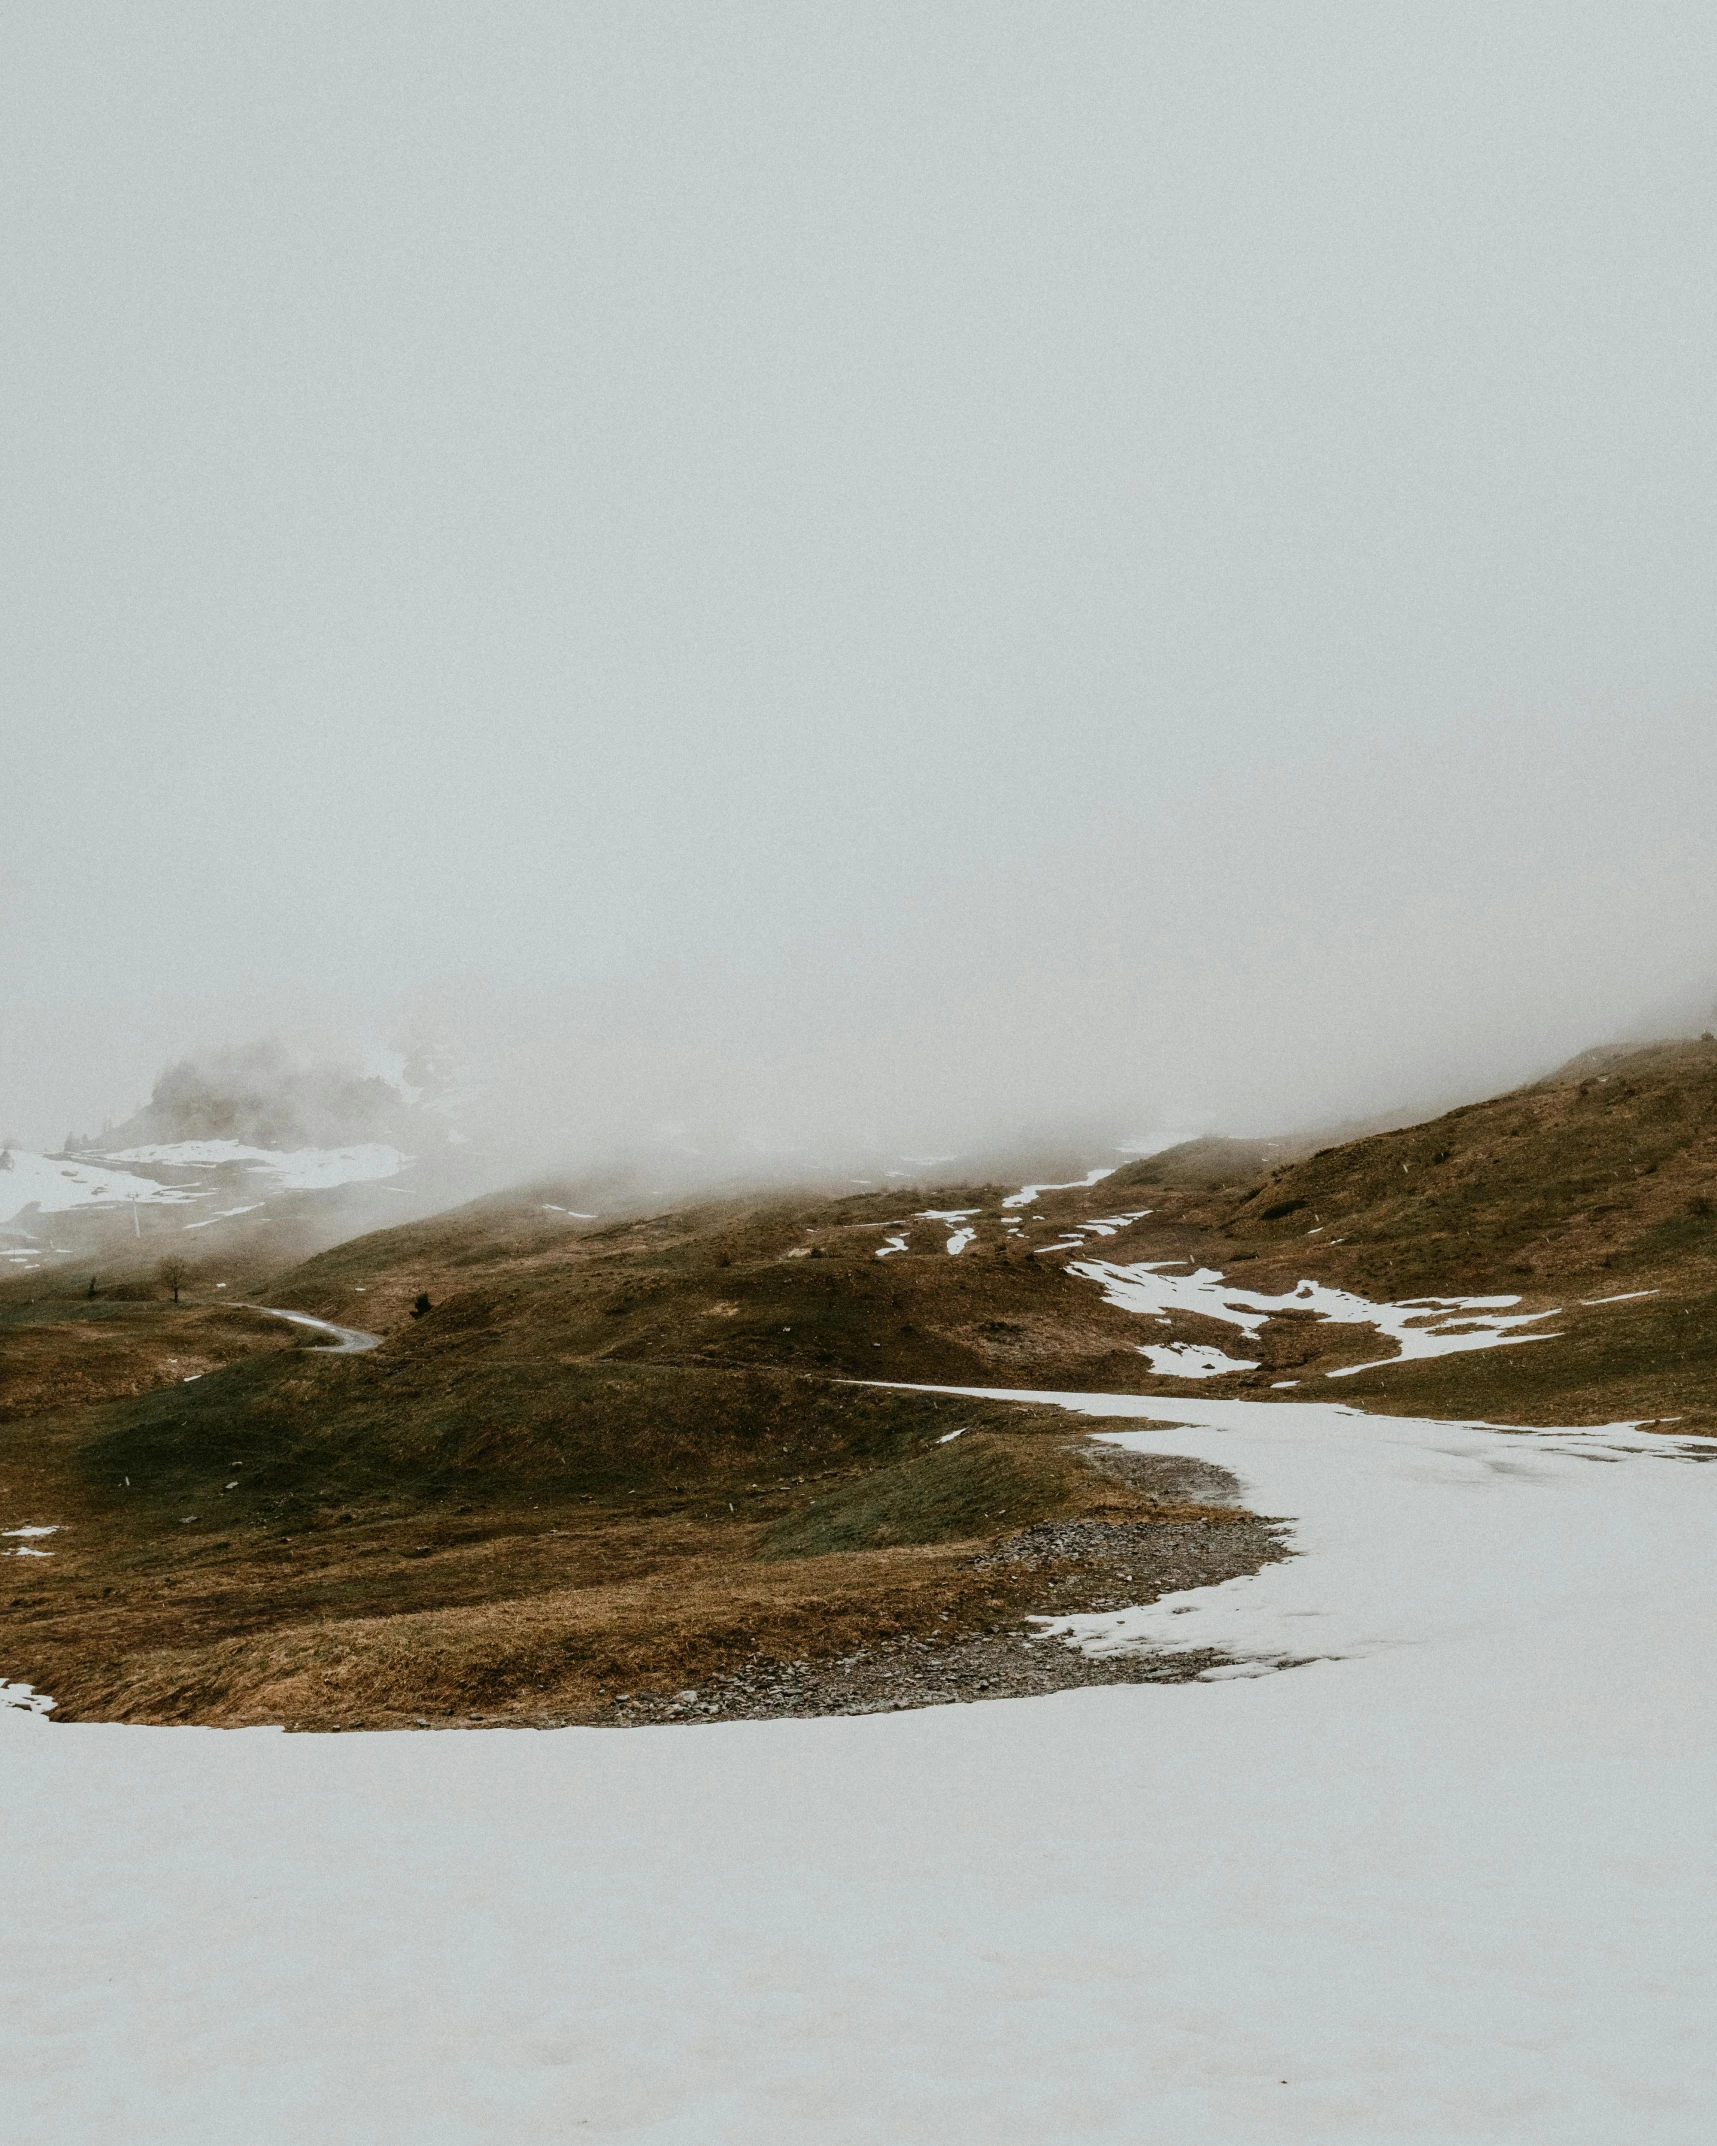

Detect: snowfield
6,1388,1717,2141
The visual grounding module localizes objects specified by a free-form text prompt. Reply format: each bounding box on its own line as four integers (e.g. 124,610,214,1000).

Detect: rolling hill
6,1034,1716,1731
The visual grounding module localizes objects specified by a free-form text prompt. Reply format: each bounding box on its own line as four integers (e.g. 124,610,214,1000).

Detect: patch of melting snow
1581,1290,1659,1305
1070,1210,1153,1238
0,1680,52,1713
1070,1258,1560,1376
916,1208,979,1255
181,1204,267,1229
2,1526,58,1538
874,1234,909,1259
1137,1343,1260,1378
1047,1396,1717,1672
1001,1166,1116,1209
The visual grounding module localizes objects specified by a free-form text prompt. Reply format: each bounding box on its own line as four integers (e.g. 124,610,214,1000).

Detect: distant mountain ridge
3,1041,475,1283
70,1040,429,1156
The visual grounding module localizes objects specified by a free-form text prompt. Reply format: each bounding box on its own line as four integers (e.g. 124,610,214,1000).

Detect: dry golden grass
0,1302,296,1421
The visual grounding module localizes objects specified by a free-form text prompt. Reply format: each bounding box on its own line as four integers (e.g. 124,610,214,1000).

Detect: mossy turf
762,1431,1082,1559
74,1347,1050,1530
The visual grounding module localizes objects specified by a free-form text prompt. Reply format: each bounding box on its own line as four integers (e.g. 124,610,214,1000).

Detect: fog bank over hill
65,1040,448,1159
37,980,1717,1229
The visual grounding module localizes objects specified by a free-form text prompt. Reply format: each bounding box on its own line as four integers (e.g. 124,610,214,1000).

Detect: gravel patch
602,1450,1293,1724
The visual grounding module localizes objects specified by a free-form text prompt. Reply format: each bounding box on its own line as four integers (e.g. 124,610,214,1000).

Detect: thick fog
5,5,1716,1176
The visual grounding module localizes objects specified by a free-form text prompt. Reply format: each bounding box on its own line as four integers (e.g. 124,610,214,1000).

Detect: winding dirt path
239,1305,382,1353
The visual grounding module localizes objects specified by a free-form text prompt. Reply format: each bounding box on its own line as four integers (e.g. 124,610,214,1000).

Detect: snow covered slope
0,1143,406,1227
0,1140,425,1277
6,1390,1715,2142
0,1151,200,1229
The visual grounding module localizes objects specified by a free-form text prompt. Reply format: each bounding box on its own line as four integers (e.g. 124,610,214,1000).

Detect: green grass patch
761,1431,1075,1559
64,1349,1044,1531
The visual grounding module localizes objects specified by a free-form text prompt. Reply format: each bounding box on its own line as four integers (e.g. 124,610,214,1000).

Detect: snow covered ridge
105,1141,407,1190
1069,1258,1560,1378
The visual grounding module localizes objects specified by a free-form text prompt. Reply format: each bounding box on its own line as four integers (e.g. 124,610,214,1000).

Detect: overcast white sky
4,4,1715,1162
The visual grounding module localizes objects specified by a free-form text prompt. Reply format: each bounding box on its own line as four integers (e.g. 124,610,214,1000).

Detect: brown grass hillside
6,1036,1716,1729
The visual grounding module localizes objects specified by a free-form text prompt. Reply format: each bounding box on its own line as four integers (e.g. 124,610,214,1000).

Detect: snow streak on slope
916,1209,979,1254
6,1385,1717,2142
1068,1211,1153,1238
1070,1258,1560,1376
180,1204,267,1230
1000,1166,1116,1208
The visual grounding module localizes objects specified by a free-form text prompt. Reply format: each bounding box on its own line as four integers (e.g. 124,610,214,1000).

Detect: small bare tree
156,1255,190,1304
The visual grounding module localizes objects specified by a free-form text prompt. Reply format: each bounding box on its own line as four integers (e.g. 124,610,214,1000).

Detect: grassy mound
75,1350,1040,1531
763,1430,1080,1558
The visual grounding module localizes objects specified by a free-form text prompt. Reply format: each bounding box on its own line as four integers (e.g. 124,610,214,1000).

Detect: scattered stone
599,1479,1291,1726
